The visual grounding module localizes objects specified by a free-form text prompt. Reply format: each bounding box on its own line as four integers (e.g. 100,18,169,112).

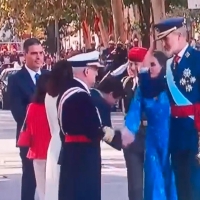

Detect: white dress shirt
25,65,41,84
177,43,189,63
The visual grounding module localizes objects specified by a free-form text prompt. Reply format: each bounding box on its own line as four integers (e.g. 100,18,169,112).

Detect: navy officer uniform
154,17,200,200
57,51,122,200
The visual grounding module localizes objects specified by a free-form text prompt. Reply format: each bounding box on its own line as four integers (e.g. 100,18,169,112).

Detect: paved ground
0,110,128,200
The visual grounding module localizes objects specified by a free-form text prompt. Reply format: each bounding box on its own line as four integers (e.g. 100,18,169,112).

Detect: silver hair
72,67,86,73
173,26,188,38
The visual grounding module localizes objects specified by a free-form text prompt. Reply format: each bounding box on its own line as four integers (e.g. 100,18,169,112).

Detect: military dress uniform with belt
154,17,200,200
112,47,147,200
57,51,122,200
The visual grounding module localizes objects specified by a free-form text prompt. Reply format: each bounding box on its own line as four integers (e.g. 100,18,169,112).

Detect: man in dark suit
8,38,46,200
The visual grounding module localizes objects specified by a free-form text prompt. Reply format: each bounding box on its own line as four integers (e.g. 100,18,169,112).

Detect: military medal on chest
179,68,196,92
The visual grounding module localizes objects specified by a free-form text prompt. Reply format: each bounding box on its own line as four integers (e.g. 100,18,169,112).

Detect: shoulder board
122,76,132,88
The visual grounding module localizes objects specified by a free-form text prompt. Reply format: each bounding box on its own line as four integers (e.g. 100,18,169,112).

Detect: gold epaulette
122,76,133,89
121,76,128,83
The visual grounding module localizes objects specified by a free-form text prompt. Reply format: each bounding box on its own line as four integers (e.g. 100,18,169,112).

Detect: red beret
128,47,147,62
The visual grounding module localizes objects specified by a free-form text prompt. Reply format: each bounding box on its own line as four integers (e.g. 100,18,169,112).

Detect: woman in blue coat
124,50,177,200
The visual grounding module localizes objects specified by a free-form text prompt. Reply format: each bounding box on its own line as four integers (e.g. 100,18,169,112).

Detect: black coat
57,79,103,200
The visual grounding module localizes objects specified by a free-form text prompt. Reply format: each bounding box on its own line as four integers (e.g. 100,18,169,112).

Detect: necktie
35,73,40,83
173,55,180,69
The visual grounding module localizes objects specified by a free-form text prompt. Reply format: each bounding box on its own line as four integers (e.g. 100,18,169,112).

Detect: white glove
103,126,115,143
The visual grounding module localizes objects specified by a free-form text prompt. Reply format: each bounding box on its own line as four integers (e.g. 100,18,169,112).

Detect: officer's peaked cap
67,50,104,68
154,17,185,40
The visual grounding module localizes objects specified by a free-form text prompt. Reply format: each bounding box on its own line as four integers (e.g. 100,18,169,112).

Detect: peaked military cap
154,17,185,40
67,50,104,68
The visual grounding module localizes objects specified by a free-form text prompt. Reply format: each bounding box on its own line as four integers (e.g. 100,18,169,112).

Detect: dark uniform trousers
59,143,101,200
123,125,145,200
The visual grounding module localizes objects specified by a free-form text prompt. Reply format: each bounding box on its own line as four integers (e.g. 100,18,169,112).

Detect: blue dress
125,72,177,200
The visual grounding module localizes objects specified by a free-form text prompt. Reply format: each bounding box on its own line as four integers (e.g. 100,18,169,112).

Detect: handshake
102,126,135,150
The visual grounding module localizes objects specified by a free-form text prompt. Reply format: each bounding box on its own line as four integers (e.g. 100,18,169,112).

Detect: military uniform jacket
166,45,200,151
121,76,138,113
167,45,200,105
57,78,104,145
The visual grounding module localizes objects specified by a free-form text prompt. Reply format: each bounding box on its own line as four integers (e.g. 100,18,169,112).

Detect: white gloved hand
121,127,135,147
103,126,115,143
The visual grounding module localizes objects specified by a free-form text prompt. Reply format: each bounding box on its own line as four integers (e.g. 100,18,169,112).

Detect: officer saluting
111,47,147,112
57,51,122,200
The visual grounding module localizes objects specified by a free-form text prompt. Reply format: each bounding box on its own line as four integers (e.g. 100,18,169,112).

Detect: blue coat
139,46,200,152
166,46,200,153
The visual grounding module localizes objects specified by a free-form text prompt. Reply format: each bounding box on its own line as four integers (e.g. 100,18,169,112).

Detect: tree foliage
0,0,196,40
0,0,111,37
0,0,75,36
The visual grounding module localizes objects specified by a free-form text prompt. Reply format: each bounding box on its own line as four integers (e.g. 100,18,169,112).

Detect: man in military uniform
153,17,200,200
112,47,147,200
119,47,147,113
57,51,122,200
111,39,127,71
101,37,115,62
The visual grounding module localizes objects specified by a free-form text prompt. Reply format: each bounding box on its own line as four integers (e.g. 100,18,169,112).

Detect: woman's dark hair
153,51,168,68
46,60,73,97
97,76,124,98
32,73,50,103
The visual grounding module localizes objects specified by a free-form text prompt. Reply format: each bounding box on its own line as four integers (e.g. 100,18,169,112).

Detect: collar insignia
185,52,190,58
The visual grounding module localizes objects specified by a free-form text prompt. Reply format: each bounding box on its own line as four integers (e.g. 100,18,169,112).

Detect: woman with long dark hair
123,47,177,200
44,60,73,200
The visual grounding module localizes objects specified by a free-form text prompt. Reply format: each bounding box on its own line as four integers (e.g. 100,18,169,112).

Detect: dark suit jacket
7,66,47,141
